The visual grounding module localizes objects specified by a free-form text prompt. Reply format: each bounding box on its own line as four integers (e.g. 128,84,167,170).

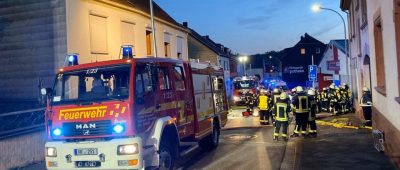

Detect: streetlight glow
311,4,321,13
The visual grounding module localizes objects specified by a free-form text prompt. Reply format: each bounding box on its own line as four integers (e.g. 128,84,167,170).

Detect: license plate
75,161,101,168
74,148,98,155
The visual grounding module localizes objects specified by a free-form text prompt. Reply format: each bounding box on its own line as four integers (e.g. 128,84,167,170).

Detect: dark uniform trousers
259,110,270,124
294,112,308,135
274,121,288,137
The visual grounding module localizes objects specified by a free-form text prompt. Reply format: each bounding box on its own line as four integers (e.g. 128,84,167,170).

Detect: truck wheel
199,122,220,150
158,141,174,170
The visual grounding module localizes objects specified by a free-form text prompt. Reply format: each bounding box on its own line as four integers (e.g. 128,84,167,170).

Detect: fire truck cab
43,56,228,170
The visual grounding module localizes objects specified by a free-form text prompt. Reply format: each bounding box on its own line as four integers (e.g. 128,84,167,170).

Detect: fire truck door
134,63,157,132
172,65,194,137
154,64,177,123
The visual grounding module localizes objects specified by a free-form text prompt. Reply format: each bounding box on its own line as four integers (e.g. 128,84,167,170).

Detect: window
394,0,400,98
89,14,108,54
158,67,171,90
164,33,171,57
135,64,155,99
121,21,135,49
316,48,320,54
146,30,153,56
373,16,386,95
361,0,368,25
173,66,185,91
177,36,184,59
301,48,306,55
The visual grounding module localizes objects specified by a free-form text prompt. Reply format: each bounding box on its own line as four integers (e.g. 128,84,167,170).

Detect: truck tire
199,122,220,150
158,141,175,170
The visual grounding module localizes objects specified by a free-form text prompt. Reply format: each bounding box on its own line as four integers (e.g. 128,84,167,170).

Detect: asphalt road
17,107,288,170
173,107,288,170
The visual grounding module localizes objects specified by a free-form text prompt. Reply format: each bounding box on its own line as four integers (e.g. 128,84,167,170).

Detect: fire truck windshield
234,80,254,89
52,65,131,105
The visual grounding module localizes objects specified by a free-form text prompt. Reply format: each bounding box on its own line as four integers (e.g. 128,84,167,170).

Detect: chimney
183,22,188,27
204,35,209,39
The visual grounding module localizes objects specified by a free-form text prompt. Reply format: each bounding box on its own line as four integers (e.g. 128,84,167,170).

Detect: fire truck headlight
113,124,125,134
233,96,240,101
46,147,57,157
117,144,138,155
52,128,62,136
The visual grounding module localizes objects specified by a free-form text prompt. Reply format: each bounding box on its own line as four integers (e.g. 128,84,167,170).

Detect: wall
66,0,189,66
0,131,46,170
0,0,67,100
319,45,348,76
187,36,218,65
366,1,400,166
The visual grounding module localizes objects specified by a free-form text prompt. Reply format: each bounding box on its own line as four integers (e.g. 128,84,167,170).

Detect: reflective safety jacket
273,99,290,122
309,95,317,121
258,95,269,110
291,92,310,113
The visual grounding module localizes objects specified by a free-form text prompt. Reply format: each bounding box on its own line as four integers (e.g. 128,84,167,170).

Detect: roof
329,39,348,54
110,0,185,29
188,28,220,55
187,28,232,58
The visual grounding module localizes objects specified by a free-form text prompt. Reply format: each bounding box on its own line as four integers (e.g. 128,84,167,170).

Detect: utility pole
150,0,158,58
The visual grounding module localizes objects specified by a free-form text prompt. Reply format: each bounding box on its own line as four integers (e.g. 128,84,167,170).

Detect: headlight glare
46,147,57,157
117,144,139,155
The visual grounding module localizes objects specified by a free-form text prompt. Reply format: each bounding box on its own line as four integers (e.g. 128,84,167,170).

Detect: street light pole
150,0,158,58
312,5,350,86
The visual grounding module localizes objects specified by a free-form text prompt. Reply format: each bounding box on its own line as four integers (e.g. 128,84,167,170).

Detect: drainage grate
223,134,257,141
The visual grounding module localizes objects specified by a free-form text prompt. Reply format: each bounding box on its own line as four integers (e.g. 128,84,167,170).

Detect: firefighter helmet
273,88,280,93
291,88,296,93
296,86,304,92
329,84,335,89
280,92,288,100
308,89,315,96
363,87,370,92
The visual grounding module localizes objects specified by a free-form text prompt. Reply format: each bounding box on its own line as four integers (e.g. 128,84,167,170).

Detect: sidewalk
294,113,396,170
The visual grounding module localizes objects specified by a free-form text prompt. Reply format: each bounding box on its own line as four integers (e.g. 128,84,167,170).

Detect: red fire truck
43,55,228,169
232,76,259,106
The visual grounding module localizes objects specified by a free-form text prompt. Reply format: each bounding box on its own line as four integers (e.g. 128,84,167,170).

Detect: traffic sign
308,65,317,80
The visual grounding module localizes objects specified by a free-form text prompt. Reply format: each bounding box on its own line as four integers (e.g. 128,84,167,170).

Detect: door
172,64,194,137
134,63,157,133
154,63,177,122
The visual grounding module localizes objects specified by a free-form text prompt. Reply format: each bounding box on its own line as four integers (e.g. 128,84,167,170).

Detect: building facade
280,33,327,88
319,40,349,86
342,0,400,167
0,0,189,101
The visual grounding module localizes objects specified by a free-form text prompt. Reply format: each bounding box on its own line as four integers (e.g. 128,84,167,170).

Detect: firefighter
273,92,290,141
307,89,318,137
360,87,373,126
328,84,339,115
258,89,270,125
320,88,329,112
291,86,310,137
269,88,281,123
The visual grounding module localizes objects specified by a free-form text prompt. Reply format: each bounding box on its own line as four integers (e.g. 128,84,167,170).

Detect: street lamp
311,4,350,86
238,56,248,76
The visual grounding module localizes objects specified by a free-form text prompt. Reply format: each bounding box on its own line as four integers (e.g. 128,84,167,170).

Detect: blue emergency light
65,53,79,66
52,128,62,136
121,45,134,59
113,124,125,134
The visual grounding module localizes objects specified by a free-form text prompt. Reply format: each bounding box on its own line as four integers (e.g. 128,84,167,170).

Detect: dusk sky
155,0,348,55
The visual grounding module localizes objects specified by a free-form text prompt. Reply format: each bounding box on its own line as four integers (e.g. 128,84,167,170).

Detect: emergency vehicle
232,76,259,105
42,50,229,170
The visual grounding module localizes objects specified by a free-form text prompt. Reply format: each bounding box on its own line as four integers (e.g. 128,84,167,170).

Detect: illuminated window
146,30,153,56
301,48,306,55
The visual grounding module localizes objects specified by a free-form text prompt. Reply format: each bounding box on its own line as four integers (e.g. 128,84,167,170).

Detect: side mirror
41,88,53,96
